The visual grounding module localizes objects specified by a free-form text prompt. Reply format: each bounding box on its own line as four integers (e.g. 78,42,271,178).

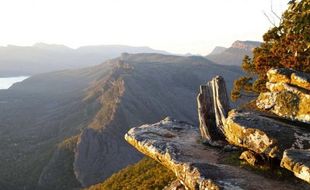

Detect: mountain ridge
206,40,261,65
0,43,170,77
0,53,243,189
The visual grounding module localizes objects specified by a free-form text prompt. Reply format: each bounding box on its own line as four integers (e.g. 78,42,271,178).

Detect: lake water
0,76,29,89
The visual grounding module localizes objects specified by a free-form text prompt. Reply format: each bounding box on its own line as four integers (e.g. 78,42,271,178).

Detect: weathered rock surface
257,68,310,123
125,118,309,190
281,149,310,184
224,110,310,158
197,76,229,142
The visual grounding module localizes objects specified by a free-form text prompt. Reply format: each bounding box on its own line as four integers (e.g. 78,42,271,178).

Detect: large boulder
224,110,310,158
125,117,309,190
281,149,310,184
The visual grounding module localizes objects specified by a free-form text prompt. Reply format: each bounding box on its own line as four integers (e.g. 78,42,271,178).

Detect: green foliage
231,76,253,101
39,136,81,190
232,0,310,100
86,157,176,190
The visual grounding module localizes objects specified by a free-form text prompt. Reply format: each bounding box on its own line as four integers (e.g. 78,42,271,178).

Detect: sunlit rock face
256,68,310,123
281,149,310,184
125,117,308,190
224,110,310,159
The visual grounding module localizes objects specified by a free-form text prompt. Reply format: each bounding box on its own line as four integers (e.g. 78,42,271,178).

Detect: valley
0,53,243,189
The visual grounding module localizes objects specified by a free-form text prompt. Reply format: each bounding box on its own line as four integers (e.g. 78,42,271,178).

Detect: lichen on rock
257,68,310,123
125,118,309,190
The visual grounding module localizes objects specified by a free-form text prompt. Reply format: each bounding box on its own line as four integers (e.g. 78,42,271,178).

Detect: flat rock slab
281,149,310,184
224,110,310,158
125,117,309,190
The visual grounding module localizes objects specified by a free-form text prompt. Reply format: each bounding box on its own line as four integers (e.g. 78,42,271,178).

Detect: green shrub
86,157,176,190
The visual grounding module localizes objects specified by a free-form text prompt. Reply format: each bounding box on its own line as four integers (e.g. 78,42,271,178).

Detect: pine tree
231,0,310,101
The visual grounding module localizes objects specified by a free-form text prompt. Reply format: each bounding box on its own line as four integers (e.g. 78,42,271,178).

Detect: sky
0,0,288,55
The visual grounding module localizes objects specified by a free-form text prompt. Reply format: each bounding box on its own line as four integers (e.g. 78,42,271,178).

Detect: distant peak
208,46,227,56
230,40,261,51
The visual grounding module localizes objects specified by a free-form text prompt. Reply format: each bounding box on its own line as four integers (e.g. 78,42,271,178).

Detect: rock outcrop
197,76,229,142
125,118,309,190
256,68,310,123
224,110,310,159
281,149,310,184
125,69,310,189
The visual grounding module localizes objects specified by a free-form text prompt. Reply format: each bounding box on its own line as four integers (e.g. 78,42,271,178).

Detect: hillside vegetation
87,157,176,190
0,53,243,189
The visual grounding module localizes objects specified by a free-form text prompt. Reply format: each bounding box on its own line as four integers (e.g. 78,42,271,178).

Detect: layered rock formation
126,69,310,189
125,118,309,190
224,110,310,158
256,68,310,123
197,76,229,142
281,149,310,183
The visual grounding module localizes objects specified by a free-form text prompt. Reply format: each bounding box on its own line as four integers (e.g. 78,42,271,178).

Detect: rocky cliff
206,40,261,65
72,53,244,187
125,68,310,189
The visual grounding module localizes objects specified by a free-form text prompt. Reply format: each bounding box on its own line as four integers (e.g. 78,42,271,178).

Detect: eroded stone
197,76,229,142
257,68,310,123
281,149,310,184
224,110,310,158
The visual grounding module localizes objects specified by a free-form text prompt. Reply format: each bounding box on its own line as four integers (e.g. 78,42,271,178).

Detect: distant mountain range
0,53,243,190
0,43,169,77
206,40,261,65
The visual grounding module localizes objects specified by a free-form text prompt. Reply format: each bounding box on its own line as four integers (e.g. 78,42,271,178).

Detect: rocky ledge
281,149,310,183
224,109,310,159
125,117,309,190
125,68,310,189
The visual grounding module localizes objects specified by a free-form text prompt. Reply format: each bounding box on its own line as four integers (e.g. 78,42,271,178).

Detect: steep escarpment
37,136,81,190
87,157,176,190
0,53,243,189
73,53,244,187
0,66,108,190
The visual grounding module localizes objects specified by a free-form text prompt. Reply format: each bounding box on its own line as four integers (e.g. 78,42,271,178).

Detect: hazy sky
0,0,288,55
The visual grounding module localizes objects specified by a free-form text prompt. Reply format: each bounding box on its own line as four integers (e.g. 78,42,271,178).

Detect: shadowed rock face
125,118,309,190
197,76,229,142
281,149,310,184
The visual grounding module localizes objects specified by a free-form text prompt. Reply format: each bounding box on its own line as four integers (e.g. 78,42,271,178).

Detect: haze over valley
0,47,248,189
0,0,302,189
